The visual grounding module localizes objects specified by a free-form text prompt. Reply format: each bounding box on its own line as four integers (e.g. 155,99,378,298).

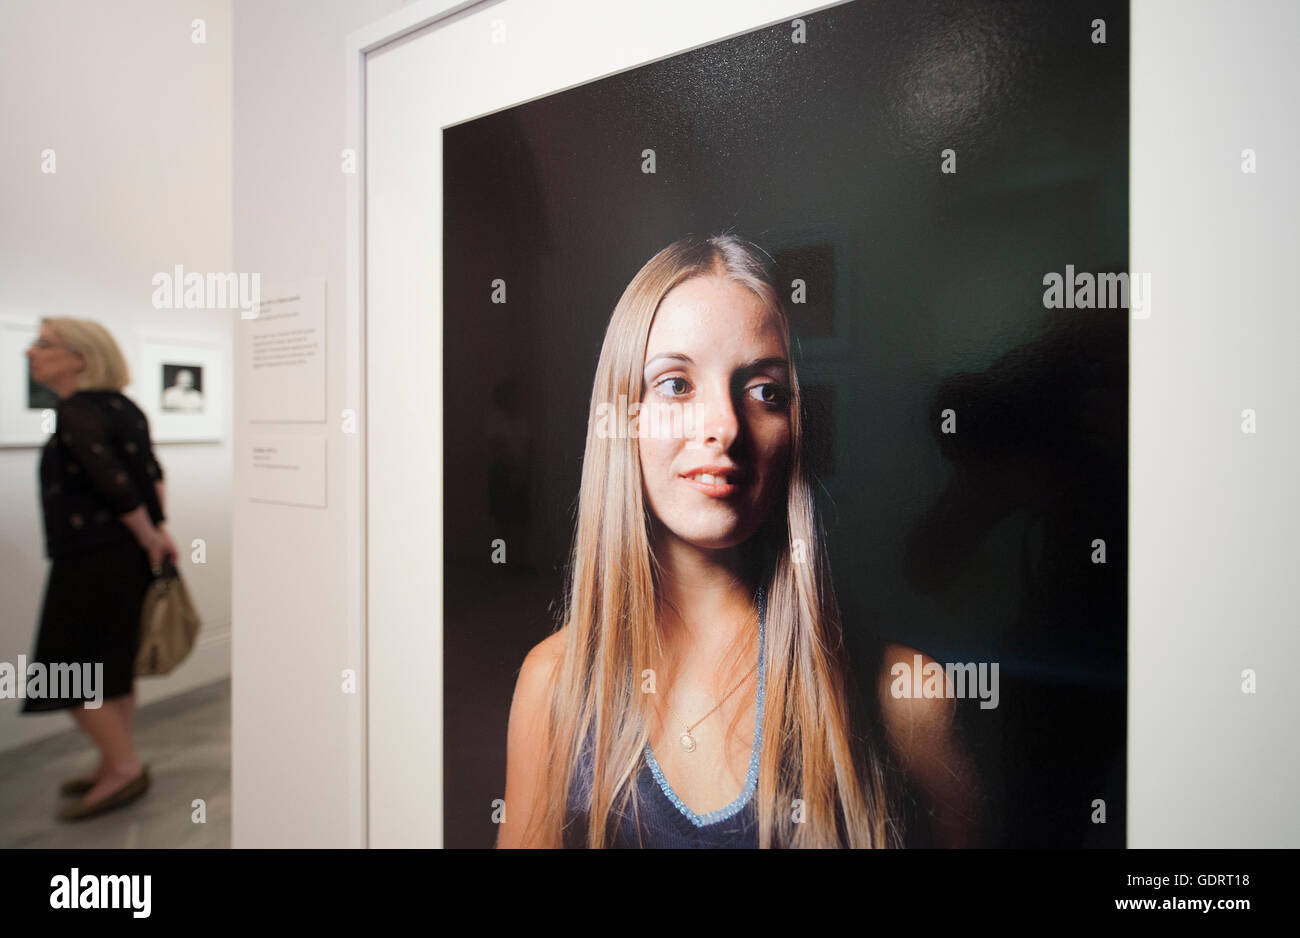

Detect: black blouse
39,390,165,559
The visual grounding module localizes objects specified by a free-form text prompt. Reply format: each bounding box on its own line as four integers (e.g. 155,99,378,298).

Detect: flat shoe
60,774,100,796
57,767,150,822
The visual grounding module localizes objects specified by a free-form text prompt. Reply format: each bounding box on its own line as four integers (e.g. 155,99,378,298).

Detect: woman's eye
747,383,789,406
654,376,692,397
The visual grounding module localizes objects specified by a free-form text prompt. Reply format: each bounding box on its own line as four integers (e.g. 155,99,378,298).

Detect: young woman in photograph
500,233,979,848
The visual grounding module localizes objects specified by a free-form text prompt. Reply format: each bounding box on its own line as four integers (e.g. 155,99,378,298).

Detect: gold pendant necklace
663,662,756,754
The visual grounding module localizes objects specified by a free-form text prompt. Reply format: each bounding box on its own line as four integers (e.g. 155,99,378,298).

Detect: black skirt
20,541,153,714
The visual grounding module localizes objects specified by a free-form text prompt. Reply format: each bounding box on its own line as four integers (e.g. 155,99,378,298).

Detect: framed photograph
0,317,58,447
137,337,223,442
358,0,1127,849
160,362,206,412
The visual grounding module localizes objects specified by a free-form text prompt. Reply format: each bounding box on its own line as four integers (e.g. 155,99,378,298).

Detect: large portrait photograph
442,0,1128,848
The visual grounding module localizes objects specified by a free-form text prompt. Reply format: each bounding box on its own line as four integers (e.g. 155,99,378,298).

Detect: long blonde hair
533,233,902,848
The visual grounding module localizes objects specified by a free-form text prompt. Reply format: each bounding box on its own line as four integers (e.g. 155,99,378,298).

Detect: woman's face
26,325,82,388
639,275,792,552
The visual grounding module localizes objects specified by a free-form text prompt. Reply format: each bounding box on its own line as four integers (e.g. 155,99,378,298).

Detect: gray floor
0,677,230,848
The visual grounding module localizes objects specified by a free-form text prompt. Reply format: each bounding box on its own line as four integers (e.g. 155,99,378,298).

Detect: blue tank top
562,588,766,848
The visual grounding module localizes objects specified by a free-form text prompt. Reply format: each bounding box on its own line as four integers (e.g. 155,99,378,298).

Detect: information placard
241,280,327,423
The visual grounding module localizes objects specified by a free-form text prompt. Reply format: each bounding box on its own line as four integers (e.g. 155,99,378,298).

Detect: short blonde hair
43,317,131,391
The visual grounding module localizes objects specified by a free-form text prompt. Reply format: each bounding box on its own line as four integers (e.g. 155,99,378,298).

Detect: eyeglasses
29,339,63,351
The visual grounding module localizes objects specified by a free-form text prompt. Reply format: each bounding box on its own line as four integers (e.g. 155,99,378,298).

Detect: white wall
1129,0,1300,847
230,0,404,848
0,0,233,752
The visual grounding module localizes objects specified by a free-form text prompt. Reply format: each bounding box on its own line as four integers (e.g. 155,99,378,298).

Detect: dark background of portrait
443,0,1128,848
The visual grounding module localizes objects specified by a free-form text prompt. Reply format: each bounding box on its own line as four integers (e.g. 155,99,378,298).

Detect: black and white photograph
0,319,63,446
137,339,223,442
160,363,205,413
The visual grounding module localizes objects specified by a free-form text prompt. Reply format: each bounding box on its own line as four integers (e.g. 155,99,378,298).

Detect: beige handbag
135,560,201,676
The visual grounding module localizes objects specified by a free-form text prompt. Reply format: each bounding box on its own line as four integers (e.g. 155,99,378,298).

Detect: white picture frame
136,336,224,443
0,316,59,447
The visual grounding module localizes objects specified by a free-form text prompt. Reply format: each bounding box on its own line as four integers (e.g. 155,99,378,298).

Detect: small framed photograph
0,317,58,447
160,362,206,412
137,338,223,442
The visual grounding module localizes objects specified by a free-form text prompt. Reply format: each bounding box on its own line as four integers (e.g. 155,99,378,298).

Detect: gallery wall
0,0,234,753
229,0,404,848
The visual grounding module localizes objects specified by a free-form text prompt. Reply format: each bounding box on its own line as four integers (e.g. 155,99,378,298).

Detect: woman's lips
679,471,743,498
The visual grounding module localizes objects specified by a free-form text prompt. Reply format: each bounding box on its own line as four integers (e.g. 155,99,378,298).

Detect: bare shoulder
511,626,568,710
500,626,570,847
875,642,957,747
520,626,566,673
874,642,985,846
